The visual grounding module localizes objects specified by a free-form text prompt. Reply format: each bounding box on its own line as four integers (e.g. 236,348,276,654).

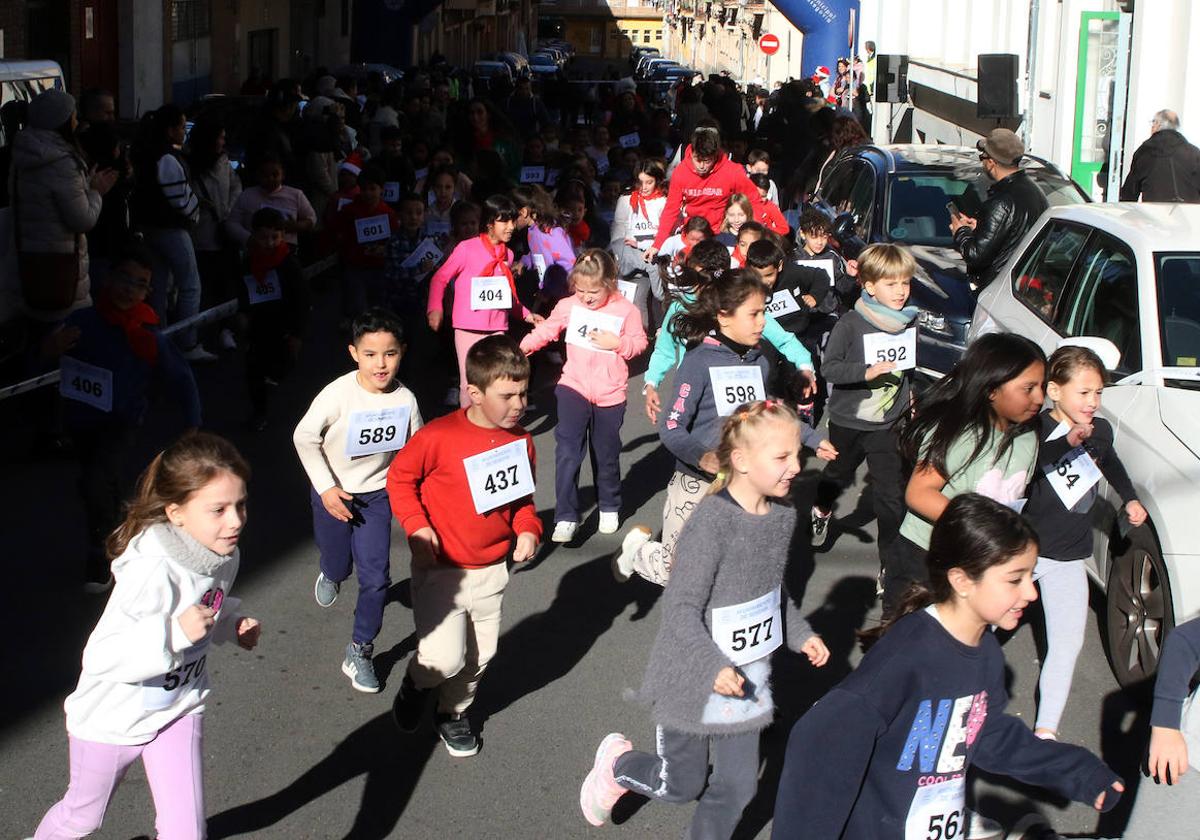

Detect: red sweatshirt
335,198,399,269
758,199,790,235
652,150,766,249
387,409,543,568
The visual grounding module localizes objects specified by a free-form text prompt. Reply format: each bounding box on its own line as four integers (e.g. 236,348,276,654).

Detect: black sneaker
391,673,432,733
435,713,480,757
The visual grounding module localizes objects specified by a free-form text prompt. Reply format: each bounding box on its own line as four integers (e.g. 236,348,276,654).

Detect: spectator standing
188,118,243,350
1119,109,1200,203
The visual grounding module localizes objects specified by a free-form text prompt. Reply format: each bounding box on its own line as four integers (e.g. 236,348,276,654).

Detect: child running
520,187,575,307
427,194,540,408
771,493,1123,839
293,308,423,693
31,432,261,840
810,244,918,561
884,332,1046,614
617,268,832,586
387,335,543,757
1021,345,1146,740
581,401,831,836
520,249,648,543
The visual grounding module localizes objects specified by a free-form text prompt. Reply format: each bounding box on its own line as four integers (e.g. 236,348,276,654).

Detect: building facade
663,0,812,87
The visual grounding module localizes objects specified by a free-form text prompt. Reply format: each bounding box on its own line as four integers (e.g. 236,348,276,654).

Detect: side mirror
832,212,856,242
1058,335,1121,372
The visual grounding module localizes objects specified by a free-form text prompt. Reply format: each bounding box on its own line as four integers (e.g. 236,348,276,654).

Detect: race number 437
60,357,113,412
862,328,917,371
709,366,765,416
463,439,535,514
470,276,512,310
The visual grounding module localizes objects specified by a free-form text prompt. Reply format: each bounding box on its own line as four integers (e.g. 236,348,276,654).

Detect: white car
969,202,1200,685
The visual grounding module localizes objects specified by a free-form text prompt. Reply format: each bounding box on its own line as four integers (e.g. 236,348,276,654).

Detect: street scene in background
1,0,1199,837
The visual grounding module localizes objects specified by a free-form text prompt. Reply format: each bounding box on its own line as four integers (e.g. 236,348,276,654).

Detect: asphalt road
0,283,1154,839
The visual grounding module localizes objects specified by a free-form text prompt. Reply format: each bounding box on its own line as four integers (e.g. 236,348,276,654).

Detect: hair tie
715,470,727,482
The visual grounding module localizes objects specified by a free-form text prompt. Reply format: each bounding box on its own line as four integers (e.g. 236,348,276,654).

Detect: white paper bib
617,279,638,302
355,214,391,244
1045,444,1103,509
244,270,282,305
345,405,412,457
904,776,966,840
383,181,401,203
565,305,625,355
470,276,512,310
765,289,800,317
60,357,113,413
709,365,765,416
710,587,783,667
863,328,917,371
463,439,535,514
142,640,210,711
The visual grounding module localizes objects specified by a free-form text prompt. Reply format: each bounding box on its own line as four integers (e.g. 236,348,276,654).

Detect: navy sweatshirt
771,609,1120,839
1152,617,1200,730
1023,412,1137,561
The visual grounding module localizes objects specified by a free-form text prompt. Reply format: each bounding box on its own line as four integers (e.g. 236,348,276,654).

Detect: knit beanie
28,89,76,130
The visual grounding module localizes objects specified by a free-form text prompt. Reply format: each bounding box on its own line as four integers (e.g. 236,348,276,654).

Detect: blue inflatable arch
771,0,862,77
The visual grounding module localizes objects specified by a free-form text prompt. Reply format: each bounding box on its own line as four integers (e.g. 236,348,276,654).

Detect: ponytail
708,400,799,494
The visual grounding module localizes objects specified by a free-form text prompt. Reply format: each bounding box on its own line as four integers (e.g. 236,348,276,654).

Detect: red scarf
249,241,290,282
731,246,747,268
629,189,663,220
478,233,519,298
567,219,591,248
97,294,159,364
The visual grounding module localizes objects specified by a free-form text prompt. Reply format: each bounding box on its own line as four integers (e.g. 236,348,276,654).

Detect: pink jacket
520,291,647,407
521,225,575,282
428,235,530,331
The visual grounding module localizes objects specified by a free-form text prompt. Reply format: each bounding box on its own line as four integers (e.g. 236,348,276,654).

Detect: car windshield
531,55,554,64
885,166,1085,247
1156,253,1200,368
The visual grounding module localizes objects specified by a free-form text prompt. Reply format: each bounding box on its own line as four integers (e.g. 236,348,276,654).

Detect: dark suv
811,145,1088,378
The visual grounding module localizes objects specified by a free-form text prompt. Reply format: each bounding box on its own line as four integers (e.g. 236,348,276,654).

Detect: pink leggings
35,713,205,840
454,329,502,408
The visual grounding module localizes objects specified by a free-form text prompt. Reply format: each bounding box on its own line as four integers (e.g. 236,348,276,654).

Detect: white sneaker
598,511,620,534
182,345,218,362
218,328,237,350
966,810,1005,840
612,526,652,582
552,521,578,543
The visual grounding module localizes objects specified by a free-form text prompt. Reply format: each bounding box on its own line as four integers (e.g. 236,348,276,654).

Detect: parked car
472,60,514,95
630,46,660,69
528,53,561,77
810,145,1089,380
494,51,530,80
638,56,678,79
331,63,404,87
968,202,1200,685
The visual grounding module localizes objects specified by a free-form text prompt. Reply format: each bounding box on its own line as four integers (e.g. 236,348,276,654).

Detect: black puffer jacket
953,169,1048,282
1119,129,1200,202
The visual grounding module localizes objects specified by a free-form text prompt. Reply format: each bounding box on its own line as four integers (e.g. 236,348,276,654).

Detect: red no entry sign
759,33,780,55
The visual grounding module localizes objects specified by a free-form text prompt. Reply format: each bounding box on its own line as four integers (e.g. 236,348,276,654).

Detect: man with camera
949,128,1048,283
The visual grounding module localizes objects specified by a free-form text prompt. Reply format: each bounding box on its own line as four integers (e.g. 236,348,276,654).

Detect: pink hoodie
520,291,647,407
428,235,530,331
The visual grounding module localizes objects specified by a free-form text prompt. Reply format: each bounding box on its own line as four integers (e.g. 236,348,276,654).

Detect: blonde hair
108,432,251,559
709,400,800,493
569,248,618,292
721,193,755,233
857,243,918,286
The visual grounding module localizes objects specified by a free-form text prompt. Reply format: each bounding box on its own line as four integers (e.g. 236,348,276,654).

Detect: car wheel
1104,526,1174,687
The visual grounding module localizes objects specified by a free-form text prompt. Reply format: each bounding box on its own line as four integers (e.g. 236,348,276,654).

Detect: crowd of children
24,64,1198,840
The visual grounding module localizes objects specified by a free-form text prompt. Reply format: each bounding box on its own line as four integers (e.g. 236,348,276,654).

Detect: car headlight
918,309,950,336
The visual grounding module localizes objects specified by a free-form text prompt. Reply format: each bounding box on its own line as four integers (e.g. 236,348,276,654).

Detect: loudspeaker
977,54,1019,118
875,54,909,103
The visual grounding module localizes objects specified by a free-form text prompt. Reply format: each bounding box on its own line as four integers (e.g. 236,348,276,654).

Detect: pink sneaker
580,732,633,826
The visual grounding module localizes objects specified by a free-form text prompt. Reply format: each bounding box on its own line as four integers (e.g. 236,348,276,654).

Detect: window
170,0,211,41
1058,232,1141,373
818,161,875,240
1010,222,1089,324
656,29,663,40
1155,254,1200,368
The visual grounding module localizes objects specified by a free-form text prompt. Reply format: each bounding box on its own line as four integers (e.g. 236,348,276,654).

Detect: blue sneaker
314,572,339,607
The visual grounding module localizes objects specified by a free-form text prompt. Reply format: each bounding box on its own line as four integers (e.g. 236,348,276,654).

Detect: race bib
1045,445,1102,510
710,587,783,667
60,357,113,413
904,777,966,840
545,169,560,188
765,289,800,317
709,365,765,417
383,181,401,203
617,279,637,302
619,131,641,149
863,328,917,371
470,276,512,310
142,641,210,711
243,270,282,305
345,405,412,457
520,165,546,184
804,257,836,286
463,439,535,514
532,253,548,284
413,167,429,182
427,218,452,236
565,305,625,354
336,197,353,211
355,214,391,244
399,237,443,271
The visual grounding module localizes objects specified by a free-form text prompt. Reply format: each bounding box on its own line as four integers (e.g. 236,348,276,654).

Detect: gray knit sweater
636,491,816,736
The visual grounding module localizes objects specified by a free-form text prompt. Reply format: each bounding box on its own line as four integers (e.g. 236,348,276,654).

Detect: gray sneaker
341,642,381,693
435,713,480,757
314,572,340,607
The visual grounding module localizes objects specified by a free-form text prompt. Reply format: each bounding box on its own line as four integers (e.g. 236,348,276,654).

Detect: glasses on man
978,153,992,162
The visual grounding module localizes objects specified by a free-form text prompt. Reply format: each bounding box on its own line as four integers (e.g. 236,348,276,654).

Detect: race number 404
470,276,512,310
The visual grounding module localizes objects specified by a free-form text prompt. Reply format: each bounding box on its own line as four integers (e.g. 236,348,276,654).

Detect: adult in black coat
1119,109,1200,202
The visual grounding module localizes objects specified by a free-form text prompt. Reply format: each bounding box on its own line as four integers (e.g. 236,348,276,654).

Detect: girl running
582,401,831,837
715,192,754,247
520,186,575,307
884,332,1046,613
616,268,831,586
1021,345,1147,740
427,194,540,407
31,432,261,840
771,493,1123,839
520,250,647,542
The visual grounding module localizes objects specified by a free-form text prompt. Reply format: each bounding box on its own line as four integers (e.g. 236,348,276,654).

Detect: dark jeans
72,421,136,582
614,726,759,840
553,385,625,522
815,423,906,561
881,533,929,619
310,486,393,644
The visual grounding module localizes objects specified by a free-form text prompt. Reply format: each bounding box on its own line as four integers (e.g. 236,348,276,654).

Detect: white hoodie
64,524,243,745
